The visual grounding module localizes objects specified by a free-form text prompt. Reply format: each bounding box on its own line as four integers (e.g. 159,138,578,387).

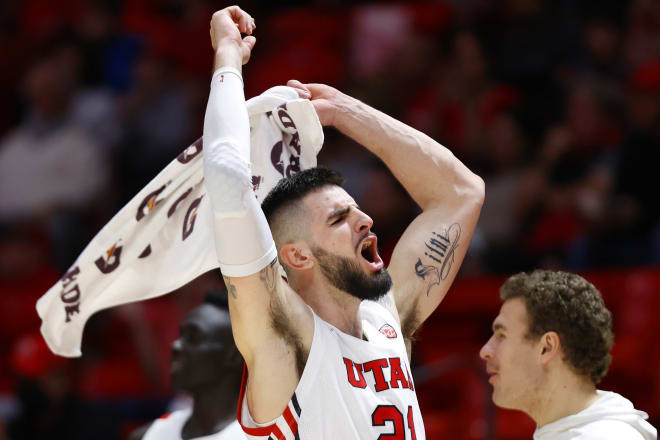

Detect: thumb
243,35,256,51
240,36,256,65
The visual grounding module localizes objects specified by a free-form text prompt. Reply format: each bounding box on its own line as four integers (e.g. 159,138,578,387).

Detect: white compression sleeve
203,66,277,277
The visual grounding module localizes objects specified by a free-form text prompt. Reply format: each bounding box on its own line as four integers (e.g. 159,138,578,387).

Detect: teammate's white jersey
533,390,656,440
143,409,245,440
238,300,426,440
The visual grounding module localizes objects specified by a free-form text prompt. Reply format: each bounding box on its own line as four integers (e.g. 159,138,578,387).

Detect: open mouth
358,235,384,271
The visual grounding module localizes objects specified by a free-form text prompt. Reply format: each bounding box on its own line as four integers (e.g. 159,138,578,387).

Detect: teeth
362,241,372,249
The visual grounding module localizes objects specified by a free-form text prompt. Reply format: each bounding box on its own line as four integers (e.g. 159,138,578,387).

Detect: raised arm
289,81,484,345
203,7,313,422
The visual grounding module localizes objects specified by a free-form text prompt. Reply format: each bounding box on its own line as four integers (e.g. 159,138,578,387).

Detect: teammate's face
170,304,238,394
303,185,391,299
479,298,544,411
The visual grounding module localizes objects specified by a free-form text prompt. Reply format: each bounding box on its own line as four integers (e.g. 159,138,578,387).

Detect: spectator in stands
517,80,622,269
479,270,656,439
0,46,109,223
129,290,244,440
117,49,192,201
0,44,111,270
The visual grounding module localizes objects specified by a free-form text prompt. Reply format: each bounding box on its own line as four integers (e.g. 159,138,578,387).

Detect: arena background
0,0,658,438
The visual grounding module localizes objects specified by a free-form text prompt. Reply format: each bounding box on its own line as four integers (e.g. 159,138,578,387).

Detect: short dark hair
500,270,613,385
261,167,345,223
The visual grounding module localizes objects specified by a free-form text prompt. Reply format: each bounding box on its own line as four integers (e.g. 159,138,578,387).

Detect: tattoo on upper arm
223,258,279,300
414,223,461,296
223,275,238,299
259,258,278,294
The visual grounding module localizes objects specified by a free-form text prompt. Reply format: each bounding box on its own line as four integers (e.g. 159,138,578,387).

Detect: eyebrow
492,323,506,332
326,206,352,223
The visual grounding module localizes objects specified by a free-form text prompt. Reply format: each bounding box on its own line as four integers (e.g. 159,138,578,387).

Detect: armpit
268,295,308,378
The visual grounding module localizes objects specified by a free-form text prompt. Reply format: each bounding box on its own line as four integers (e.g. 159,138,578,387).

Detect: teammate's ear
539,331,560,364
280,243,313,270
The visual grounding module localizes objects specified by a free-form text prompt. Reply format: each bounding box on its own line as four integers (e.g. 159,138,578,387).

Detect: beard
311,246,392,301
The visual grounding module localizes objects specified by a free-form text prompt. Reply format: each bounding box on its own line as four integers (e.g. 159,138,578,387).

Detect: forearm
202,47,276,277
204,64,249,158
203,59,250,209
332,95,484,209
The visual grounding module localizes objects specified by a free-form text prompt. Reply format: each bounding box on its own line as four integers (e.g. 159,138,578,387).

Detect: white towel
36,86,323,357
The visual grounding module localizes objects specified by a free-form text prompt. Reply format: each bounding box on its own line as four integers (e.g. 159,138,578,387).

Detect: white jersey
238,300,425,440
144,408,246,440
534,390,657,440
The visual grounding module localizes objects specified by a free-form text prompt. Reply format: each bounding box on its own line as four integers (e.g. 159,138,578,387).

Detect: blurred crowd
0,0,658,439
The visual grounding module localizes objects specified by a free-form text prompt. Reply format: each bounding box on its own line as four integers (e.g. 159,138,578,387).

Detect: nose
354,209,373,234
479,338,493,360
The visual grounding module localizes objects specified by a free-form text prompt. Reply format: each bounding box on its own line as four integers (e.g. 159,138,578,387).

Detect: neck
296,278,363,338
529,371,599,428
183,377,241,439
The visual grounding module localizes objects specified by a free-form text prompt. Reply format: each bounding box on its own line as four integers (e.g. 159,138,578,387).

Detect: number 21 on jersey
372,405,418,439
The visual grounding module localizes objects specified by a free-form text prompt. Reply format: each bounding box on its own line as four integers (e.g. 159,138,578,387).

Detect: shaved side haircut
261,167,345,250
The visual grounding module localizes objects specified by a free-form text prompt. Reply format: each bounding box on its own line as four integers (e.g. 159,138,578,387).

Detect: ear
280,242,314,271
539,331,561,364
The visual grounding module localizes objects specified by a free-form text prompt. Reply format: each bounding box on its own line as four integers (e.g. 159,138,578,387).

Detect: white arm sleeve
203,66,277,277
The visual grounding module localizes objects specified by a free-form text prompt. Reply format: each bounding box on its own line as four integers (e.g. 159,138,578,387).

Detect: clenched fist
210,6,256,70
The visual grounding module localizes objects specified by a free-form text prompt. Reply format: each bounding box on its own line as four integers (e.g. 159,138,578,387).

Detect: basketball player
202,6,484,439
129,291,245,440
480,270,656,440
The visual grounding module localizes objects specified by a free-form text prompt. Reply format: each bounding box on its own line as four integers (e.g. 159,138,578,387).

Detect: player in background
203,6,484,439
480,270,656,440
129,290,245,440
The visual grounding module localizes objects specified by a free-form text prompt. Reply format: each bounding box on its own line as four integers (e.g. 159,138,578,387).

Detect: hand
210,6,256,66
287,79,341,126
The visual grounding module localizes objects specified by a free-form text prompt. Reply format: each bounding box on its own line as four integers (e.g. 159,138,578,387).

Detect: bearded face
312,246,392,301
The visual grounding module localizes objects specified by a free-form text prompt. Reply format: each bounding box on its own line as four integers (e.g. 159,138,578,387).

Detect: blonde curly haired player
480,270,656,440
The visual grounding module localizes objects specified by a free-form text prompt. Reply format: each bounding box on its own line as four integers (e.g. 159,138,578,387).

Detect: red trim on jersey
271,424,286,440
282,406,298,436
158,413,171,419
237,363,291,438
